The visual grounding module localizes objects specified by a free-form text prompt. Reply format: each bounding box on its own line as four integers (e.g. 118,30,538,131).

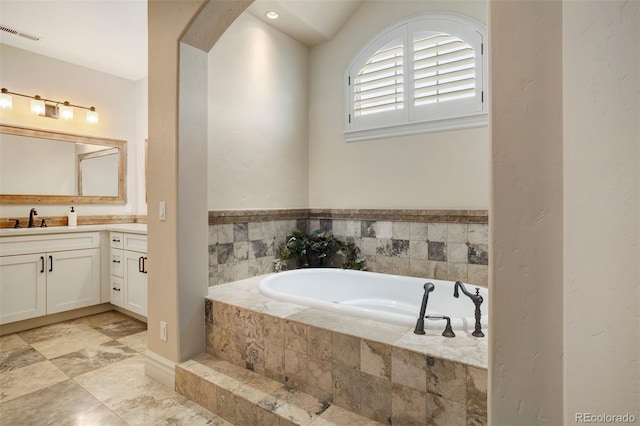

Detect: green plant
274,229,366,272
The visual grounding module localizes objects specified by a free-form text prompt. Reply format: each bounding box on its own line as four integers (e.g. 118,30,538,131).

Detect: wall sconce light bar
1,87,99,124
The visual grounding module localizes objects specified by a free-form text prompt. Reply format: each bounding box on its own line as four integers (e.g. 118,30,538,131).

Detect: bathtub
259,268,488,332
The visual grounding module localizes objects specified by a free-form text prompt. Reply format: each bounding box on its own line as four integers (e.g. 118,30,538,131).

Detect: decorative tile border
309,209,488,224
209,208,488,224
208,209,309,225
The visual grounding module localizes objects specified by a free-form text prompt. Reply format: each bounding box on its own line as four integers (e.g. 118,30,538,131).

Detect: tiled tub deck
197,275,488,426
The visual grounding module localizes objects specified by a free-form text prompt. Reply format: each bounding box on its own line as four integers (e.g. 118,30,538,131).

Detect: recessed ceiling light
265,11,279,20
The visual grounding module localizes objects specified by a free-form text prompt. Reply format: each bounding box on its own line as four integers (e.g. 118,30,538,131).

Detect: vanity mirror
0,124,126,204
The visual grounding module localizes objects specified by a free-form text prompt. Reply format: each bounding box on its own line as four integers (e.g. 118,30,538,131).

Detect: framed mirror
0,124,126,204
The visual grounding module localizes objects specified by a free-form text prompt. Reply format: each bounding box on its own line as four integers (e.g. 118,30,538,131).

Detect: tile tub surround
205,276,488,425
208,209,489,287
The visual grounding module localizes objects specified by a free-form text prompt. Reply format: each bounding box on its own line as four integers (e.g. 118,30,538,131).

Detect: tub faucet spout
453,281,484,337
413,282,435,335
28,208,38,228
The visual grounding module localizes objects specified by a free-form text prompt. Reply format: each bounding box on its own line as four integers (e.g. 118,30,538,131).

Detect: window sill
344,112,488,142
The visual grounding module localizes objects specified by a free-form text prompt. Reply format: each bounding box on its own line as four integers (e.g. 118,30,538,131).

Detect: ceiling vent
0,24,41,41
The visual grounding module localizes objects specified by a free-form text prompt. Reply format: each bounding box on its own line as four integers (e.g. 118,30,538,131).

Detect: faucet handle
425,315,456,338
40,218,48,228
9,219,21,228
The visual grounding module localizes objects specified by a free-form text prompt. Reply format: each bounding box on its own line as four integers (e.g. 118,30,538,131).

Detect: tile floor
0,310,231,425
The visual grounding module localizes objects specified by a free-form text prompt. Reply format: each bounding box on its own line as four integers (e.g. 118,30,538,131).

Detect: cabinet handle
143,256,148,274
138,256,143,273
112,287,121,292
112,259,121,264
40,256,45,273
112,238,121,243
48,255,53,272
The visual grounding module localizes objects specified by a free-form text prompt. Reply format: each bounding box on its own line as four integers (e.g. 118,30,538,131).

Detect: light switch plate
159,202,166,221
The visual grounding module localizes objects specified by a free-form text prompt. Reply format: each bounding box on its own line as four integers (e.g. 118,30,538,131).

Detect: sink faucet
413,282,435,335
28,208,38,228
453,281,485,337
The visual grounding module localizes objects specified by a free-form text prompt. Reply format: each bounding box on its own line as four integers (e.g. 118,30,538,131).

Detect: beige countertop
0,223,147,237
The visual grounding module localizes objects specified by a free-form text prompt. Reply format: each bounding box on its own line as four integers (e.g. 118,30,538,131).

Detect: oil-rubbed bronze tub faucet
425,315,456,338
27,208,38,228
413,282,435,335
453,281,485,337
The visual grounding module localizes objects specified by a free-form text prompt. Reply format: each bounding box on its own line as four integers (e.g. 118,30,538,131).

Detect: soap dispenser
68,206,77,228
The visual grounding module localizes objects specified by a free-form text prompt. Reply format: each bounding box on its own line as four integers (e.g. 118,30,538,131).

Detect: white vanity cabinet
110,232,147,317
0,232,101,324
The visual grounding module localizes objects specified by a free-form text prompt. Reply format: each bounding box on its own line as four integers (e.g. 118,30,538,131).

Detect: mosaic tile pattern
0,310,230,425
208,211,489,287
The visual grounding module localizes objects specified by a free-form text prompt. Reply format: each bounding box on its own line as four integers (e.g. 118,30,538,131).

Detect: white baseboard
145,350,175,389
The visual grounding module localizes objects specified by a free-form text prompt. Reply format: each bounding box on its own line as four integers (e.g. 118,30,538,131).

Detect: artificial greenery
274,229,366,272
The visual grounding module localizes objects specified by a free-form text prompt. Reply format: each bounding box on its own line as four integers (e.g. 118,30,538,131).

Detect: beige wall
147,0,207,365
0,44,147,217
308,0,489,210
562,1,639,422
490,0,639,424
489,2,564,423
208,12,309,209
147,0,251,369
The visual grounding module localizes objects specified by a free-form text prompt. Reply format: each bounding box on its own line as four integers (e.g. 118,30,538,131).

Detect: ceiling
246,0,362,47
0,0,360,81
0,0,148,81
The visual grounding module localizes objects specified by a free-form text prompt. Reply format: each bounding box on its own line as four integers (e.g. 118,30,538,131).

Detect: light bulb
31,96,45,115
0,89,12,109
60,102,73,120
86,107,99,124
265,11,279,19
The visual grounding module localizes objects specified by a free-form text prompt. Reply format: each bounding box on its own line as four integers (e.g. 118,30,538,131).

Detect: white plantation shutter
413,33,476,106
354,40,404,117
345,13,487,142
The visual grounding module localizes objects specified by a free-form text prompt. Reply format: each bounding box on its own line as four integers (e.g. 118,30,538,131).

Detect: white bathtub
259,269,488,332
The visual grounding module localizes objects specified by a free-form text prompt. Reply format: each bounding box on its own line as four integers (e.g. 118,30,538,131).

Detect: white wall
0,44,147,217
308,0,489,209
208,12,309,209
562,1,639,422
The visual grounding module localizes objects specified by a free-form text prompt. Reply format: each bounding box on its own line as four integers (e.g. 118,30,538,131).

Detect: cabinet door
47,248,101,314
0,254,46,324
110,275,124,308
124,250,147,316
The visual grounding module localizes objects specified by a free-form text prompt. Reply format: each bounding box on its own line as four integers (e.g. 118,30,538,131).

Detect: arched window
345,13,487,142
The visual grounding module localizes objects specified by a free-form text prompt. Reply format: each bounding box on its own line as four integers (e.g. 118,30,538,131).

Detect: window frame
344,12,487,142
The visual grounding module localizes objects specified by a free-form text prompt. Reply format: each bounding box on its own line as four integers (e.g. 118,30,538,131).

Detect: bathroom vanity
0,224,147,326
109,231,147,316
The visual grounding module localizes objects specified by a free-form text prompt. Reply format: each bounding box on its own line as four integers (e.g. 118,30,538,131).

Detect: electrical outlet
160,321,167,341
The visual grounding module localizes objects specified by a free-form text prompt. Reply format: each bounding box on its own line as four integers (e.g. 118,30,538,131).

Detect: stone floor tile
0,345,46,373
50,340,137,377
94,317,147,339
0,360,68,403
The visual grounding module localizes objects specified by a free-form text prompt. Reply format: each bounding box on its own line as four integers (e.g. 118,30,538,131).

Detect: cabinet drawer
124,234,147,253
110,249,124,277
110,276,124,307
0,232,100,256
110,232,124,249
